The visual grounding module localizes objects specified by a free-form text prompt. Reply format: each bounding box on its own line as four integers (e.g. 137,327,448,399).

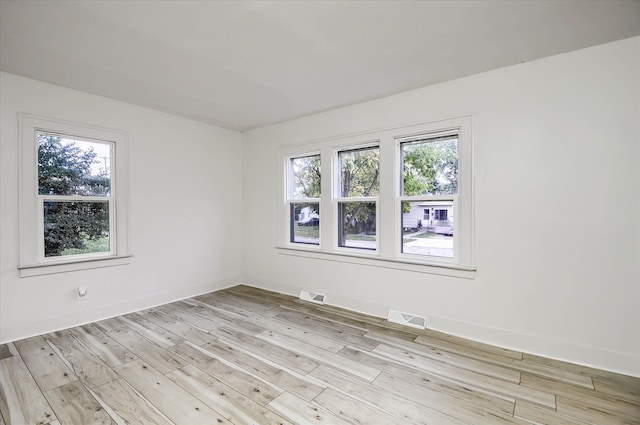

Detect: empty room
1,1,639,424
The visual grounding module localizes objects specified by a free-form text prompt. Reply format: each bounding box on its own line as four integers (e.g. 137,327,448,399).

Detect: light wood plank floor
1,285,639,424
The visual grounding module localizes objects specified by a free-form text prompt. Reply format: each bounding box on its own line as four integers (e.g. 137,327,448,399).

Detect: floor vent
299,290,326,305
387,310,426,330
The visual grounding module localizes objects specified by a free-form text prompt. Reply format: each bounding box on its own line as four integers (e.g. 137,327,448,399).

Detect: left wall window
19,114,130,276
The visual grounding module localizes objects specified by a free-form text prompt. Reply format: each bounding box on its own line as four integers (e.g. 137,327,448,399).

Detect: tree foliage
291,155,321,199
38,135,110,257
402,137,458,196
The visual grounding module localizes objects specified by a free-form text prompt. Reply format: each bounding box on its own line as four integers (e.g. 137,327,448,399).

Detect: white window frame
395,129,462,265
286,152,322,248
334,143,380,254
276,115,474,278
18,114,131,277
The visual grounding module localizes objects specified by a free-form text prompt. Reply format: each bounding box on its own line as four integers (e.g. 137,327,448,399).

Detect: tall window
400,134,458,258
38,133,114,258
337,146,379,250
19,114,130,276
288,154,321,245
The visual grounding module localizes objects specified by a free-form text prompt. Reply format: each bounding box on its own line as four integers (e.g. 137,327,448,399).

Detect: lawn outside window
277,115,474,277
18,114,131,277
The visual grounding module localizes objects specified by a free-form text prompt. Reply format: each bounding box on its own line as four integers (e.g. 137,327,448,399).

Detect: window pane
338,202,376,250
38,133,111,196
402,200,453,258
339,147,379,197
290,155,321,199
290,203,320,245
401,136,458,196
43,201,110,257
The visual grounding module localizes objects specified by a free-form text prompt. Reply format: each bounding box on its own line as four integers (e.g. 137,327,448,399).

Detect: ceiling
1,1,639,132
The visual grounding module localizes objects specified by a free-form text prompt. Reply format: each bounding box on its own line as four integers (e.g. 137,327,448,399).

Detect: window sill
276,247,475,279
18,255,132,277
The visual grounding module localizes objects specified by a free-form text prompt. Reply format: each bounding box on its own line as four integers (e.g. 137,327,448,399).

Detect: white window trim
18,113,131,277
276,115,475,278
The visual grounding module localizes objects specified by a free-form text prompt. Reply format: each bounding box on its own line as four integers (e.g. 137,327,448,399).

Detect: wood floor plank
308,364,465,425
373,369,515,417
418,329,524,360
168,342,283,405
514,400,592,425
556,395,640,425
43,381,114,425
359,344,557,409
47,335,119,389
106,327,186,374
372,371,530,425
0,356,57,425
367,331,522,383
115,359,231,424
68,324,137,368
520,372,640,419
141,308,218,346
179,299,267,335
210,326,320,375
93,317,127,333
13,336,77,391
256,330,381,381
0,345,15,361
245,314,347,353
267,391,353,425
156,303,225,332
119,314,183,348
91,378,173,425
200,339,325,401
592,376,640,404
168,364,294,425
313,387,410,425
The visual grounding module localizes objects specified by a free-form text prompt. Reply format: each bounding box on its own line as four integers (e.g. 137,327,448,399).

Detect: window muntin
337,146,379,251
288,155,321,246
37,132,115,260
399,134,458,259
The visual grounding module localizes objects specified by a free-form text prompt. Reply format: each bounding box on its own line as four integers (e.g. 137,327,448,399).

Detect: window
337,146,379,251
288,154,321,245
400,134,458,258
278,115,473,276
19,114,130,276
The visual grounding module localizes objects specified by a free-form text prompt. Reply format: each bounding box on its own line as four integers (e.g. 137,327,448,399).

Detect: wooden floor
1,285,639,425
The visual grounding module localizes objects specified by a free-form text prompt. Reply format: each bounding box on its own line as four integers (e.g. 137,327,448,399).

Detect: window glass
43,201,110,257
290,202,320,245
338,202,376,250
290,155,321,199
402,201,454,258
401,136,457,196
38,134,111,196
339,147,379,197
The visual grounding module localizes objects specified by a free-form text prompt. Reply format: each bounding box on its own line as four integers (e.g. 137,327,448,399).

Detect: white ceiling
1,0,639,132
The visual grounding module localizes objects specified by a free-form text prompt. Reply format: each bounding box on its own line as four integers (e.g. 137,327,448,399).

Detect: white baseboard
0,277,240,344
427,314,640,378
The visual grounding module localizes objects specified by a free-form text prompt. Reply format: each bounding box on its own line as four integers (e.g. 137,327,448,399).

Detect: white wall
242,37,640,376
0,72,243,342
